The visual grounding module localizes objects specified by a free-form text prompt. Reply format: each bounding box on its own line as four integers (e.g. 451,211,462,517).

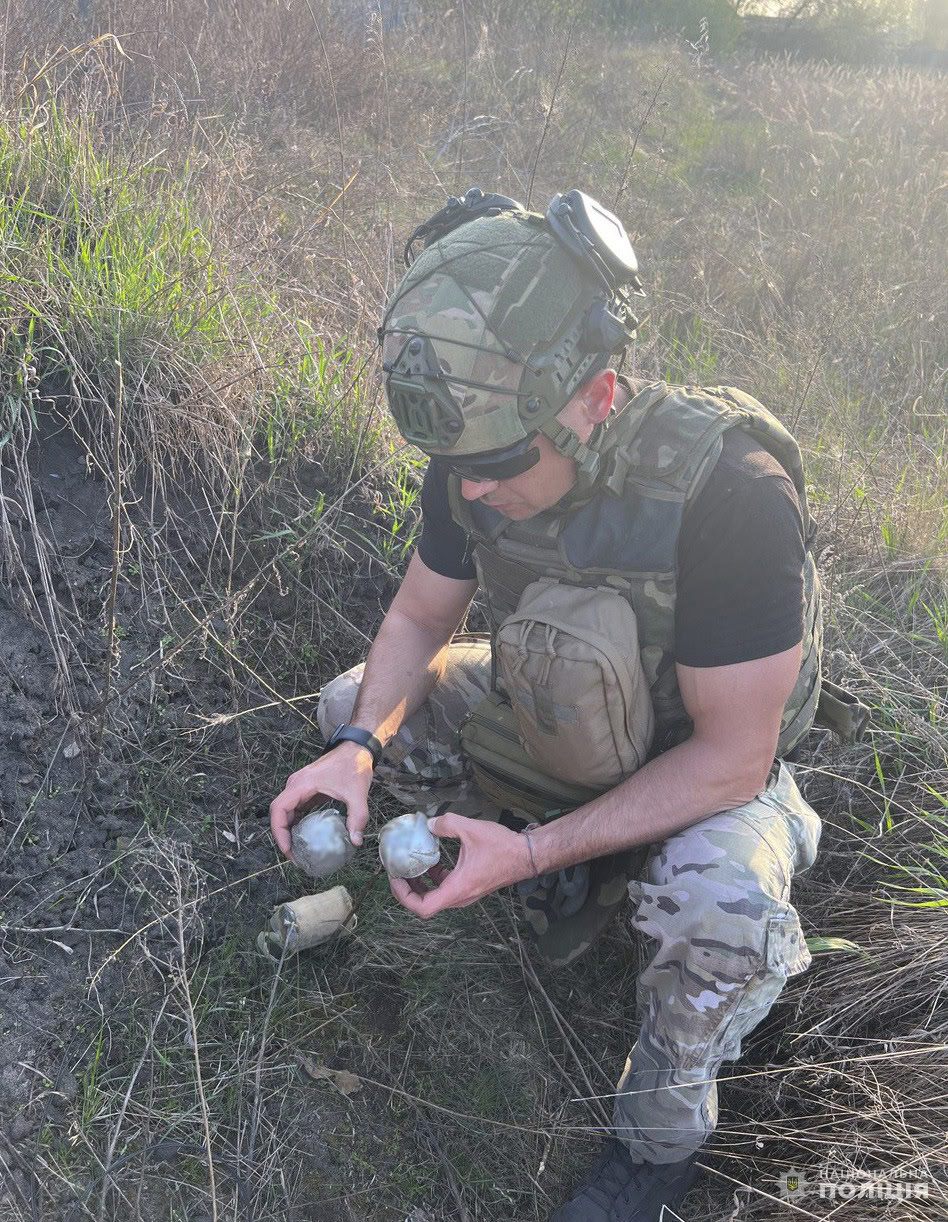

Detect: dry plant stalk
172,856,219,1221
526,18,576,210
92,359,125,775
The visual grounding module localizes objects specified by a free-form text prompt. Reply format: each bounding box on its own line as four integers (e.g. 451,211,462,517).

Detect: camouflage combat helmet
379,188,644,484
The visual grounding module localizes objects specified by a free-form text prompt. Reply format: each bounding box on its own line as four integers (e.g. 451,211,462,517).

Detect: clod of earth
378,811,441,879
257,886,355,961
290,806,355,880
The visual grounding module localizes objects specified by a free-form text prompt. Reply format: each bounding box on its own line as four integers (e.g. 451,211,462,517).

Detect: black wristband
323,723,384,768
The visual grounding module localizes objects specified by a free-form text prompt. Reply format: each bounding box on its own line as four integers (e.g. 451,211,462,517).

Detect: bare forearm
271,553,473,854
528,735,766,876
270,613,446,854
387,650,799,916
387,735,773,918
349,608,452,747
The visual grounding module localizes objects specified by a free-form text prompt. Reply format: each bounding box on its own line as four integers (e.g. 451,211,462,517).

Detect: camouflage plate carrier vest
448,382,823,758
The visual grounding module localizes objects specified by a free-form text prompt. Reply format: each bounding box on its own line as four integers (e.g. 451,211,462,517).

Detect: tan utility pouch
460,690,604,821
460,581,655,818
496,580,655,787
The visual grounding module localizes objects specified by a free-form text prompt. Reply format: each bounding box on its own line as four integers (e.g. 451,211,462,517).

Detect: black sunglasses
445,439,541,483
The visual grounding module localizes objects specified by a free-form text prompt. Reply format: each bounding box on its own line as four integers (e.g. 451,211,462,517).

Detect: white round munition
291,807,356,880
378,811,441,879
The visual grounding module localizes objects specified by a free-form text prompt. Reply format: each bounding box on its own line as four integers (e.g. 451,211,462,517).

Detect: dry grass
0,3,945,1220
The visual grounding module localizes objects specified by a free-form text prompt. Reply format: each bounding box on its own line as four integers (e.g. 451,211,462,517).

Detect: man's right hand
269,740,375,857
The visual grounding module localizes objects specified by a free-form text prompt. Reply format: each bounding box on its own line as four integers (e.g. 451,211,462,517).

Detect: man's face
457,371,616,519
457,431,577,518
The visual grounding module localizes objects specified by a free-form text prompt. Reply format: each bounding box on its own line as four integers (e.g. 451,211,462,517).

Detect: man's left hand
388,812,533,919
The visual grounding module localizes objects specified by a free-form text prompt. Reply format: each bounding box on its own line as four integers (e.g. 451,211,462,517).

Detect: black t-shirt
417,427,806,668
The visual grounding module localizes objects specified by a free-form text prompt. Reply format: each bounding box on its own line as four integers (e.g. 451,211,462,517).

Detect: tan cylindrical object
257,885,355,962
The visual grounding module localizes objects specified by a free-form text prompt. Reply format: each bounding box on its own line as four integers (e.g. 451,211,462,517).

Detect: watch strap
324,723,384,768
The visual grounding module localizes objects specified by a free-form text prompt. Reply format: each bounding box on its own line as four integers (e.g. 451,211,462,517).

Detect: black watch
323,723,383,769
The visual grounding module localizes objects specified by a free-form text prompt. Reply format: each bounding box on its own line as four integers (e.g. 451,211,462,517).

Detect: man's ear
581,368,616,425
557,368,616,440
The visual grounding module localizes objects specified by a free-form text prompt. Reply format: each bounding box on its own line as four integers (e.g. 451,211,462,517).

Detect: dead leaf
298,1055,362,1097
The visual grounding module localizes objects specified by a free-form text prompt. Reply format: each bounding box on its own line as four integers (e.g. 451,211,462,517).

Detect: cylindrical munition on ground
291,805,355,880
257,886,355,961
378,810,441,879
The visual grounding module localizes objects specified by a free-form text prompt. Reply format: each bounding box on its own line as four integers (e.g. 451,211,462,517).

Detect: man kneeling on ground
271,188,830,1221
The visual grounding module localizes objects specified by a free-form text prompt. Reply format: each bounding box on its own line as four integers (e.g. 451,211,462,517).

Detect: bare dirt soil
0,415,402,1217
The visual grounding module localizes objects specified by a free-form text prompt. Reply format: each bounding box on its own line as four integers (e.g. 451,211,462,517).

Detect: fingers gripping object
287,803,440,883
265,809,438,963
291,806,356,880
378,811,441,879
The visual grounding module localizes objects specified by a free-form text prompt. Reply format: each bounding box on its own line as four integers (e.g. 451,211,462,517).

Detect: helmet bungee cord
402,189,527,267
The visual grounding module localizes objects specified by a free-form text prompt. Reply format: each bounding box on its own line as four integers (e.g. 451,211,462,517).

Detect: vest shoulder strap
707,385,812,537
602,383,811,533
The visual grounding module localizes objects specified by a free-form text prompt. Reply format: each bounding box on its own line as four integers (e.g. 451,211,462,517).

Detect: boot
551,1139,700,1221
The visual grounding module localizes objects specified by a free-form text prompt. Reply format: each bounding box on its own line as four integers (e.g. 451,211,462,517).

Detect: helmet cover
380,211,615,457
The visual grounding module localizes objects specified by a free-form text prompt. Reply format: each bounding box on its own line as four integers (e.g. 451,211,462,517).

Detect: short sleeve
675,469,806,668
417,460,477,581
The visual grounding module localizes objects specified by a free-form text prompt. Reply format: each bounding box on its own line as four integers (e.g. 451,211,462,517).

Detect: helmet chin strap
538,369,617,497
538,416,606,502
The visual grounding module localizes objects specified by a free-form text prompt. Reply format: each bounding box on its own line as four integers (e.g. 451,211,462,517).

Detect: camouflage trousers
318,637,822,1165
